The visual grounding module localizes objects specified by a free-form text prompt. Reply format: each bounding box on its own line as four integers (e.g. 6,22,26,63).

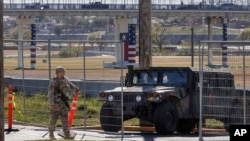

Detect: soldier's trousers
49,102,70,133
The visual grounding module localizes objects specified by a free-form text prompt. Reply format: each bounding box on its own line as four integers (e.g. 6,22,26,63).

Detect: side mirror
126,66,134,87
124,73,132,87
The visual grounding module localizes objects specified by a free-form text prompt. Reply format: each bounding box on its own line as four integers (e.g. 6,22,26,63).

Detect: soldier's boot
49,130,55,140
64,131,72,140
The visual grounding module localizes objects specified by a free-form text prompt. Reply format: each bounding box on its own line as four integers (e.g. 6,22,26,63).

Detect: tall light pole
0,0,5,140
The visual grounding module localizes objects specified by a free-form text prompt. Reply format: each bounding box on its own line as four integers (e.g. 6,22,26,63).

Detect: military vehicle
99,67,250,135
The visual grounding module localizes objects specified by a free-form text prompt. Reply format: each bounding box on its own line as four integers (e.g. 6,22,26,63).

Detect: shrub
58,48,81,58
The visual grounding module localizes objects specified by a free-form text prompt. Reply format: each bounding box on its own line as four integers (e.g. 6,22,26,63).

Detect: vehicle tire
154,102,178,135
176,119,196,134
100,103,121,132
223,118,230,132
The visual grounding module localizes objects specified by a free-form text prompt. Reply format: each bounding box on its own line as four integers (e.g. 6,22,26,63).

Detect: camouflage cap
55,66,65,73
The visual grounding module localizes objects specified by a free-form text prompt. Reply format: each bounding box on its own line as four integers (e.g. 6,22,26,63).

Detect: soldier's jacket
48,76,79,106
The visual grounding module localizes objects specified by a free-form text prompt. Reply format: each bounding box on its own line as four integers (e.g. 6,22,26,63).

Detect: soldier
48,66,79,139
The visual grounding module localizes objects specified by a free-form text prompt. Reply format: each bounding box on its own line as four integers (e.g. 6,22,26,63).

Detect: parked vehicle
81,2,109,9
218,3,235,10
99,67,250,134
25,3,49,9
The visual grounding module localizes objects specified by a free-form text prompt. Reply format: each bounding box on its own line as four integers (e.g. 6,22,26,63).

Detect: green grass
4,89,225,129
205,119,224,129
4,91,155,127
4,91,103,127
4,91,153,127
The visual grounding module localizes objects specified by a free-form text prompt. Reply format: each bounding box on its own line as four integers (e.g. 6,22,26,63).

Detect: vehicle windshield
132,70,188,86
161,71,187,86
133,72,158,85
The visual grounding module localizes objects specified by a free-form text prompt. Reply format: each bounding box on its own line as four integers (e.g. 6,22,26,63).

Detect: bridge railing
4,3,250,11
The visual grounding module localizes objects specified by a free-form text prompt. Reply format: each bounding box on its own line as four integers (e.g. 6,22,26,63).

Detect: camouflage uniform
48,67,79,136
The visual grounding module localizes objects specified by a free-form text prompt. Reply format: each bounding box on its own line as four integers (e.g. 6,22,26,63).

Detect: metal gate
199,41,250,141
3,39,127,140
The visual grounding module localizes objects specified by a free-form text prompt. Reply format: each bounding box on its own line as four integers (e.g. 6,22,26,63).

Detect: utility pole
0,0,5,140
139,0,152,69
138,0,152,127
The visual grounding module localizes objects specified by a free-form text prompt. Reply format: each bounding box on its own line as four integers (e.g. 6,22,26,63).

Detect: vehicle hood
104,86,175,93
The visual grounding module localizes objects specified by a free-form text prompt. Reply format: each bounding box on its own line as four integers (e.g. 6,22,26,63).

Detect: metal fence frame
3,39,128,139
199,40,250,141
5,39,250,140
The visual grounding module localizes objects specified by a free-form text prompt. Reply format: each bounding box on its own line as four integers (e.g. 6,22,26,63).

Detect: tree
180,40,191,56
88,33,97,48
54,25,64,36
237,29,250,40
6,26,31,45
88,32,106,55
92,17,109,27
152,23,170,52
95,35,106,55
7,26,31,41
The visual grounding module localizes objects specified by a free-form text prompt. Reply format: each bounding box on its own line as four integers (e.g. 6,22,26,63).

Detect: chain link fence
199,41,250,141
5,39,250,140
3,39,127,139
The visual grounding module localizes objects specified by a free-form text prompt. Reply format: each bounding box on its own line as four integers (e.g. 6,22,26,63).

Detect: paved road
4,124,229,141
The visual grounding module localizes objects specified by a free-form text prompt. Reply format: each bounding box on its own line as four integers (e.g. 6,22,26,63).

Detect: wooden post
138,0,153,127
0,0,5,140
139,0,152,69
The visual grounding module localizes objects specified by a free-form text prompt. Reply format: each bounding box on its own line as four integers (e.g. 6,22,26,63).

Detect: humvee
99,67,250,135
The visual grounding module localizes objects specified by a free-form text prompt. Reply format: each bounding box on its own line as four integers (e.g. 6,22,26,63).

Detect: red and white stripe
128,45,136,64
30,46,36,69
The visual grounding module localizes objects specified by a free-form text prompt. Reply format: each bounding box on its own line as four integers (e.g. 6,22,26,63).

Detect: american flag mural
120,33,129,61
119,24,136,66
30,24,36,69
222,20,228,67
128,24,136,65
